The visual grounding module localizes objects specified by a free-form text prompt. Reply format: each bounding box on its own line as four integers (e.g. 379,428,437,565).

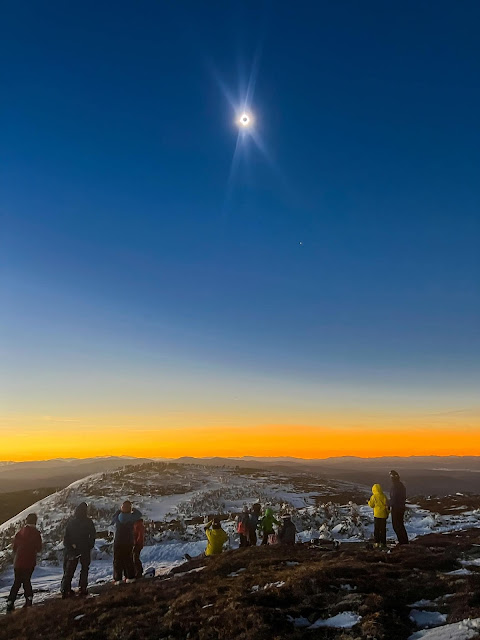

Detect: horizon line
2,453,480,464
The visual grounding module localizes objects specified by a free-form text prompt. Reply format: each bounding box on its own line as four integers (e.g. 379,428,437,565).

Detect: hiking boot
113,580,122,585
23,597,33,608
125,578,136,584
78,588,88,597
6,600,14,613
61,590,75,599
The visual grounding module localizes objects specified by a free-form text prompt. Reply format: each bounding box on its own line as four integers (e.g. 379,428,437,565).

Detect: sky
1,1,479,460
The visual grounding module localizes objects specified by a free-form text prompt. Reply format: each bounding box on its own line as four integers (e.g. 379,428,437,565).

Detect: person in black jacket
277,515,297,546
389,470,409,545
61,503,96,598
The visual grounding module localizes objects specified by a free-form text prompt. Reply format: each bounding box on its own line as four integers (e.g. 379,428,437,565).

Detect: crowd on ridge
4,470,408,613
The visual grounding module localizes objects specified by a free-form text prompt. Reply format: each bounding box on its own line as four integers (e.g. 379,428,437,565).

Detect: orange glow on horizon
3,417,480,461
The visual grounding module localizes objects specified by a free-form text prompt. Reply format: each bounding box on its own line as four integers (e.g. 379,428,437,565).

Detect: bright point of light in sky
238,112,253,127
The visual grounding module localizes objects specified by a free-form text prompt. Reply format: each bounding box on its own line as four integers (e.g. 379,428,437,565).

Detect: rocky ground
3,529,480,640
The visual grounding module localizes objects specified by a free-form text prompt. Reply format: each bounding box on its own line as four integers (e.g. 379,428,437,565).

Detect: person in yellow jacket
204,518,229,556
368,484,389,548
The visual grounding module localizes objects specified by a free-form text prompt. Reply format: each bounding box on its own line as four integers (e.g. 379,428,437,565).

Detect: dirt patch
413,493,480,515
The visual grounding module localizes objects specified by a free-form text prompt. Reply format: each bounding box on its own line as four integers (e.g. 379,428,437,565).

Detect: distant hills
1,455,480,495
0,457,152,493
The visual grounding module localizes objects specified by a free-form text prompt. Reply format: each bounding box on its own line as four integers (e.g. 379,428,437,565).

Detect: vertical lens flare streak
212,39,297,214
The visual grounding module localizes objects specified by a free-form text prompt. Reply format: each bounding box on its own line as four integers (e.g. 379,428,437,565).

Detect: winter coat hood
64,511,96,554
278,519,296,545
368,485,389,519
260,510,280,533
205,527,228,556
74,502,88,519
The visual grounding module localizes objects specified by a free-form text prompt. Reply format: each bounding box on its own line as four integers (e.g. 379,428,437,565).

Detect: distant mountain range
1,455,480,494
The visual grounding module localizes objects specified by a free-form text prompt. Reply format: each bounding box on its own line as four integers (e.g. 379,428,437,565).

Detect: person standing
133,518,145,579
368,484,389,548
111,501,142,584
277,515,297,546
248,503,262,546
6,513,42,613
389,470,409,545
237,506,250,548
61,502,96,598
259,507,280,545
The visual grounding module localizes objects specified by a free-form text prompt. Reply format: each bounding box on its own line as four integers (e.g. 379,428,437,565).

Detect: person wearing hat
389,470,409,544
61,502,96,598
204,517,228,556
6,513,42,612
277,515,297,546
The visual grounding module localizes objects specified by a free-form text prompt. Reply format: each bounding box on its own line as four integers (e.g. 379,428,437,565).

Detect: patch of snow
308,611,362,629
460,558,480,567
285,561,300,566
408,617,480,640
172,566,206,578
263,580,285,589
227,568,246,577
445,568,473,576
74,614,86,621
409,609,447,629
340,584,357,591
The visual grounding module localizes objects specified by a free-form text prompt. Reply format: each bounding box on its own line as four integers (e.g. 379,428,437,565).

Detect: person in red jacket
133,519,145,579
6,513,42,613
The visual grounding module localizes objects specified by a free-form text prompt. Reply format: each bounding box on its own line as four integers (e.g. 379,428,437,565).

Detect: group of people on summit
236,504,297,547
5,470,408,613
6,500,145,612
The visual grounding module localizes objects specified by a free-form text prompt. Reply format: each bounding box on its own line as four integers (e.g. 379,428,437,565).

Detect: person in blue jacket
389,470,409,545
61,502,96,598
111,501,142,584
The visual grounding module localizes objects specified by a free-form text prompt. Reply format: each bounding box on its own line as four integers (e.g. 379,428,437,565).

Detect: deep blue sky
1,1,480,423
